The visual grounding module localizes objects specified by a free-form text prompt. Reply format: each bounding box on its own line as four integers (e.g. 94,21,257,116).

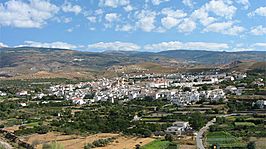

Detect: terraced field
141,140,178,149
206,131,246,148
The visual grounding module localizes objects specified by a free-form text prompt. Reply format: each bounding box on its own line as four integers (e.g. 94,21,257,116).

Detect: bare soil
22,132,154,149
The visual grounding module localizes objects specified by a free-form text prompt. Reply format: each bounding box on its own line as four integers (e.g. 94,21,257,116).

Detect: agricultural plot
207,131,246,148
234,122,255,127
141,140,178,149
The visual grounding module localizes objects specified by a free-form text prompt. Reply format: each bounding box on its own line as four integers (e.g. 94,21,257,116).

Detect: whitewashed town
8,72,264,108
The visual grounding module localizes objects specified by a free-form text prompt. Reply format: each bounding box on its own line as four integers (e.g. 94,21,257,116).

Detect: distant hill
156,50,266,64
0,47,265,79
0,47,180,79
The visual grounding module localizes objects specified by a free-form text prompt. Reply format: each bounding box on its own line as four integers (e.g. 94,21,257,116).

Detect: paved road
196,118,216,149
195,113,250,149
0,140,13,149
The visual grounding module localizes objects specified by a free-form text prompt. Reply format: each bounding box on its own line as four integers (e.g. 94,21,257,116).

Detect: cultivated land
140,140,173,149
0,56,265,149
206,131,246,148
22,132,155,149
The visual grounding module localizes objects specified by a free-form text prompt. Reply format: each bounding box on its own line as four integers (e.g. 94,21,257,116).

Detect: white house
255,100,266,109
208,89,225,101
72,98,86,105
225,86,237,94
19,103,27,107
165,121,190,136
16,91,29,96
0,91,7,96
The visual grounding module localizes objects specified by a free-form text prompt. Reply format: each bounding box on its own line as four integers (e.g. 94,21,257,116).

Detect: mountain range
0,47,265,79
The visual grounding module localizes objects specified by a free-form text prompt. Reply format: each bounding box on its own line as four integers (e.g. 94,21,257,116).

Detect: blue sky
0,0,266,52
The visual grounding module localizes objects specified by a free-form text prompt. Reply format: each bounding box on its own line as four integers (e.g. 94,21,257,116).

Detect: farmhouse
165,121,190,136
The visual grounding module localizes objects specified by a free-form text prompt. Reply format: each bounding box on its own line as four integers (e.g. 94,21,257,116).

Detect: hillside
157,50,266,64
0,47,181,79
0,47,265,79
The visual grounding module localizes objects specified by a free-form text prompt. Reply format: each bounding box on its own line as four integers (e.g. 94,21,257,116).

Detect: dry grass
22,132,154,149
2,125,20,133
19,70,94,80
99,136,154,149
176,136,195,146
179,145,196,149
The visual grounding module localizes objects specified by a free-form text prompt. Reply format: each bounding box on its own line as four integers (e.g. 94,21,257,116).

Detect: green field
225,116,236,121
141,118,161,122
26,122,39,127
234,122,255,127
141,140,178,149
207,131,246,148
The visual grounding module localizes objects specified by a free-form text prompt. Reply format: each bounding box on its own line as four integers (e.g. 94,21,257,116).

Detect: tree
165,134,173,141
142,129,152,137
189,112,205,131
202,85,208,91
183,87,191,92
35,126,49,134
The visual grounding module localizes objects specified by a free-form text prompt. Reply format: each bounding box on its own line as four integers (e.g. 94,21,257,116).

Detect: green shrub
84,143,94,149
91,137,116,147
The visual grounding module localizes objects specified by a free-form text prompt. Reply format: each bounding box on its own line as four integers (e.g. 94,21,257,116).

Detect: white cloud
116,24,134,32
205,0,237,19
62,2,81,15
203,22,245,35
191,8,216,26
185,42,229,51
250,25,266,35
99,0,129,8
232,42,266,51
182,0,194,8
87,41,140,51
154,27,167,33
161,17,181,29
95,9,104,15
63,17,72,23
248,7,266,17
237,0,249,9
160,8,187,29
190,0,236,28
144,41,229,51
66,28,73,32
123,5,133,12
105,13,120,22
252,43,266,48
178,18,196,33
161,8,187,18
0,42,8,48
87,16,97,23
145,41,183,50
231,47,254,52
136,10,157,32
0,0,59,28
17,41,77,49
151,0,170,5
